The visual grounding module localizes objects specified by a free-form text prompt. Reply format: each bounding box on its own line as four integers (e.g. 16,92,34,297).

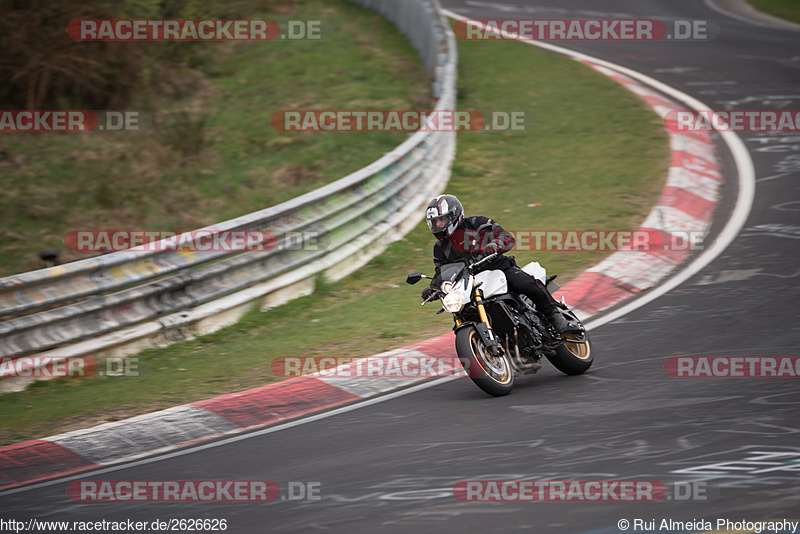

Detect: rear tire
455,326,514,397
546,329,593,375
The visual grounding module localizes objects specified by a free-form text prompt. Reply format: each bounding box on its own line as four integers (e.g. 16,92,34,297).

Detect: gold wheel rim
470,329,512,384
563,332,591,360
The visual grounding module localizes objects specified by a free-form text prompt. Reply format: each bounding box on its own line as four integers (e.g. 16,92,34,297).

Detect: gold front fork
472,279,502,356
473,279,490,324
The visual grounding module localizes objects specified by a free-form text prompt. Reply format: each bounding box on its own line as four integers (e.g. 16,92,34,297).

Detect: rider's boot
546,307,570,334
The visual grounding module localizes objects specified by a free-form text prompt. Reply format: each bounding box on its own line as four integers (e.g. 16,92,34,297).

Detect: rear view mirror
406,272,426,285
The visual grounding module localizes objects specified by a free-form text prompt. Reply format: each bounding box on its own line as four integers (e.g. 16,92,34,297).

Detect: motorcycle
406,252,593,396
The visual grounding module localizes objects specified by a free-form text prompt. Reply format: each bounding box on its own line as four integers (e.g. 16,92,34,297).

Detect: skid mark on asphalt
511,397,740,416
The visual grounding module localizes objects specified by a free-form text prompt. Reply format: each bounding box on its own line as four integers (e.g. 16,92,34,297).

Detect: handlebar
444,252,500,292
421,253,501,306
470,251,500,270
421,293,439,306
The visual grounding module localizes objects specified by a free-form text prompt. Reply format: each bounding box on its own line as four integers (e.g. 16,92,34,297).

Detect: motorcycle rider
420,194,572,334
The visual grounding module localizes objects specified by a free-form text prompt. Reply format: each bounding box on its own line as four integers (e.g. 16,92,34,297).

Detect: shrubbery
0,0,294,109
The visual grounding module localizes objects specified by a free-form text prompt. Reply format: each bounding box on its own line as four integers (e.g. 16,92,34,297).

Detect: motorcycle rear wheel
546,329,593,375
455,326,514,397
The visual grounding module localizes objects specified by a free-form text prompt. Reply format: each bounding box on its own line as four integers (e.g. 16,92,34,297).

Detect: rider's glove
421,286,436,301
484,241,500,254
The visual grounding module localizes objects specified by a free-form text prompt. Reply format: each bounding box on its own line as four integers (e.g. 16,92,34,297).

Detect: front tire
455,326,514,397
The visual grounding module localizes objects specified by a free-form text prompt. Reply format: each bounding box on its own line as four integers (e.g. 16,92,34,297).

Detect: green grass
0,0,428,276
0,33,670,445
748,0,800,23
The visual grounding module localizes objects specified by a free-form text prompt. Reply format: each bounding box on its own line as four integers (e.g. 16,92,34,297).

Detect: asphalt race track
2,1,799,532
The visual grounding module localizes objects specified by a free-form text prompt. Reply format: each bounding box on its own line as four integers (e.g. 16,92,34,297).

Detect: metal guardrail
0,0,457,387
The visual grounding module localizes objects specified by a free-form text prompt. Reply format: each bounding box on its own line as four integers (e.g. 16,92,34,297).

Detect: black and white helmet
426,194,464,241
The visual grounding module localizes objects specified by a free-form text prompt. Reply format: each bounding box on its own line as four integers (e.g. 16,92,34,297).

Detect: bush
0,0,144,109
0,0,287,110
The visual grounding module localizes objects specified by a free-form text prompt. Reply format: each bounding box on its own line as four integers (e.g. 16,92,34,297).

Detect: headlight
441,281,454,293
442,290,464,313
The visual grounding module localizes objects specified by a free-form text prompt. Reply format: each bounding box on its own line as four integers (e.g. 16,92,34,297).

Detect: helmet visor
427,214,451,233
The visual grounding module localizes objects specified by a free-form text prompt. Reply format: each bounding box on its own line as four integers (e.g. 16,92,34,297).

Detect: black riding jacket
430,215,515,289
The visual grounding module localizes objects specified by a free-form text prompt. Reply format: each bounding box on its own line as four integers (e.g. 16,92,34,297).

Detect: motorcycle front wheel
455,326,514,397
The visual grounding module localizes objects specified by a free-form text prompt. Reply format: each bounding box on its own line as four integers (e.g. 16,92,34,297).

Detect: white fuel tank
474,269,508,298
